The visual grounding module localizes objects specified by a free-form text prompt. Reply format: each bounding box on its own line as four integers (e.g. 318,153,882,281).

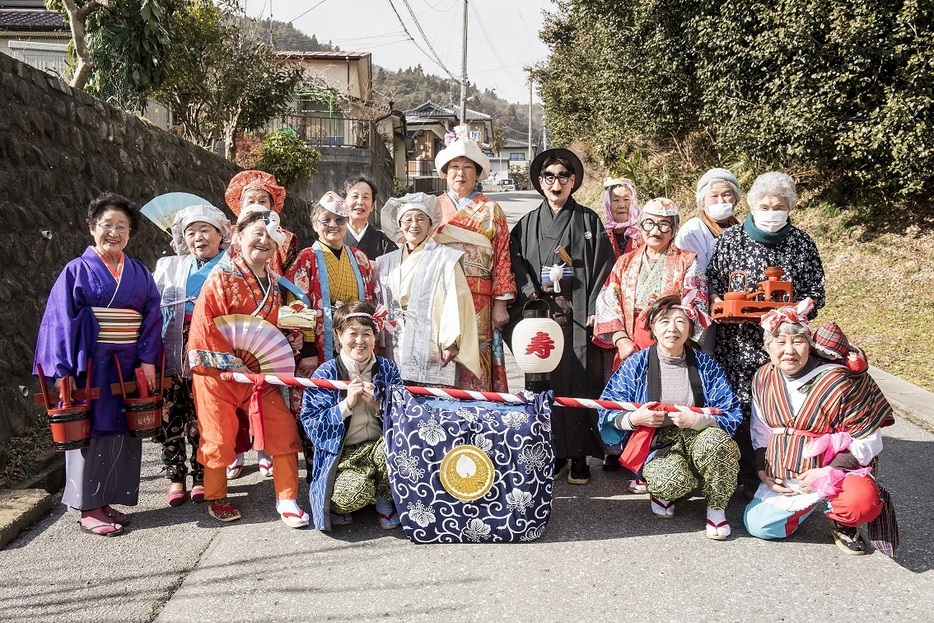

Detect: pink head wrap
345,304,397,334
760,297,815,333
603,177,641,239
674,287,711,330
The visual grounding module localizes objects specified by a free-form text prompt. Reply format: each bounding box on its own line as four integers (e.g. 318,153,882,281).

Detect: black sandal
828,520,868,555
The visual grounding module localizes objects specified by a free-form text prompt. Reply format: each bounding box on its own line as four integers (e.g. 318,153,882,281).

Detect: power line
385,0,459,81
468,0,520,84
287,0,330,24
399,0,459,81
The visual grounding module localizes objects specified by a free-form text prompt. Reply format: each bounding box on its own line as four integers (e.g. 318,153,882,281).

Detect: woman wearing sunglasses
283,192,379,478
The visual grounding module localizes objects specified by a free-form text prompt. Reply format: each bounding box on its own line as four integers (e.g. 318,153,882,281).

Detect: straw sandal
226,456,245,480
208,498,242,522
102,505,130,525
828,520,868,555
650,496,675,518
79,518,124,537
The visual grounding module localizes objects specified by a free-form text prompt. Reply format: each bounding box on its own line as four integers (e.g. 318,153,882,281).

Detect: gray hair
762,321,813,348
747,171,798,211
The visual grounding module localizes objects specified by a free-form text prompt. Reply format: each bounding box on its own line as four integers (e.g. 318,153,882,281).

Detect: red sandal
208,498,242,522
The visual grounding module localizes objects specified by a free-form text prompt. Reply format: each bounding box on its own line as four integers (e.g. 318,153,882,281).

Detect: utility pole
459,0,468,125
527,76,533,163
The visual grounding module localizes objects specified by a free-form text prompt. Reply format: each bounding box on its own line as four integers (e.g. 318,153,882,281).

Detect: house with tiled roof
403,100,494,180
0,0,68,78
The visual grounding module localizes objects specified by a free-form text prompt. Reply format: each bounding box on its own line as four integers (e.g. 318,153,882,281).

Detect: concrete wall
0,51,313,445
294,145,395,226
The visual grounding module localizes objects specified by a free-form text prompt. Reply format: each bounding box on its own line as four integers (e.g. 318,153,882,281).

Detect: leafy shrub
535,0,934,207
259,128,322,187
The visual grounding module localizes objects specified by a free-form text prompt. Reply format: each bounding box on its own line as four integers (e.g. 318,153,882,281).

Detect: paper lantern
511,316,564,374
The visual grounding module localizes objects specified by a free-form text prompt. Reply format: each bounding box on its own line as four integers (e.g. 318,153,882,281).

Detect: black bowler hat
530,148,584,196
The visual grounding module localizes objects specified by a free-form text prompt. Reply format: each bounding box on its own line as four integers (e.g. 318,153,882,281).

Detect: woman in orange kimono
435,132,516,392
188,207,308,528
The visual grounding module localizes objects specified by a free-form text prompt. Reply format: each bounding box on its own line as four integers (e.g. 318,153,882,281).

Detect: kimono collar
447,191,479,211
338,350,376,380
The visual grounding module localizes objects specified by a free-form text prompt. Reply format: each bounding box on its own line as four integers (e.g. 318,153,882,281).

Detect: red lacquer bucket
35,361,98,452
112,354,168,439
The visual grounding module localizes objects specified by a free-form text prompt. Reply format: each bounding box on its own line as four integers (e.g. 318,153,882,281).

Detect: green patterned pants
331,437,392,514
641,426,739,509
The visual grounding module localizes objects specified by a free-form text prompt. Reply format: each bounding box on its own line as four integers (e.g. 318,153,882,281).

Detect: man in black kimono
342,175,397,260
505,148,614,485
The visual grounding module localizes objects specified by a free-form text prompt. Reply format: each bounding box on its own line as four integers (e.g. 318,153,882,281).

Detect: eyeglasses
97,222,130,234
317,217,347,227
540,172,572,186
400,216,430,226
640,218,673,233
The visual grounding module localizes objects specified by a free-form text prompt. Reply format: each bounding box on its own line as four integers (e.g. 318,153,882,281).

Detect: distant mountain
257,18,542,140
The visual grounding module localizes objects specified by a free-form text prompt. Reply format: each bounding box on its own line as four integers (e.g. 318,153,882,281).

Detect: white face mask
706,202,733,221
753,209,789,233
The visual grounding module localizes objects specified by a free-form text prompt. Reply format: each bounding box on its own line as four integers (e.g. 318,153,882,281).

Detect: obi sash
313,242,365,360
91,307,143,344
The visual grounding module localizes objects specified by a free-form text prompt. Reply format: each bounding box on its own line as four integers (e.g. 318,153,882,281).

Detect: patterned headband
673,288,711,329
345,305,397,334
760,297,815,333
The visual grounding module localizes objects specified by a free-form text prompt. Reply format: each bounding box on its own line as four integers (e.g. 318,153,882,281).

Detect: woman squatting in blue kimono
300,301,403,531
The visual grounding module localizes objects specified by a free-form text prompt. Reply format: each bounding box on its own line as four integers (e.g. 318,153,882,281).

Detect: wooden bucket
112,354,167,439
35,363,97,452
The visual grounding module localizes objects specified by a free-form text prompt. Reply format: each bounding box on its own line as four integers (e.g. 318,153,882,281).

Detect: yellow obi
92,307,143,344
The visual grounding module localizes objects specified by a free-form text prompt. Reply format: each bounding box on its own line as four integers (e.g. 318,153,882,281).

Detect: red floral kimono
436,192,516,392
593,245,707,371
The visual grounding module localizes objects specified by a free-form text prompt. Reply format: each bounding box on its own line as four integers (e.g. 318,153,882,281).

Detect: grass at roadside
806,210,934,393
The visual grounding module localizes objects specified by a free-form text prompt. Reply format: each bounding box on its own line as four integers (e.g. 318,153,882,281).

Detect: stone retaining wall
0,51,313,445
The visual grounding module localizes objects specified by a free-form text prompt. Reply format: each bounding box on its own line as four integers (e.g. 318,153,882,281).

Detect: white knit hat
380,193,441,244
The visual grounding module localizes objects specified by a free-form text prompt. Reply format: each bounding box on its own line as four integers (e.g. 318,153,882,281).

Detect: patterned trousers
155,376,203,484
331,437,391,514
641,426,740,509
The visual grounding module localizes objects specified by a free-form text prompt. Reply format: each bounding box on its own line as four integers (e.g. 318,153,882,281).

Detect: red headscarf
225,170,287,215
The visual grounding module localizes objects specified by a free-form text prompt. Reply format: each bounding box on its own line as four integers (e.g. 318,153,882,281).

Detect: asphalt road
3,191,933,621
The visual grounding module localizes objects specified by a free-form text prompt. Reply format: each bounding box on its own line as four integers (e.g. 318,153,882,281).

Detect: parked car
498,178,516,192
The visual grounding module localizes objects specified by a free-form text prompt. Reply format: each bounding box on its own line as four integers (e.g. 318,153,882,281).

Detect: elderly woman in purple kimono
34,193,162,537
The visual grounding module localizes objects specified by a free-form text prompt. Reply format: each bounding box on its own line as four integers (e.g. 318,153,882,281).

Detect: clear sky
242,0,554,104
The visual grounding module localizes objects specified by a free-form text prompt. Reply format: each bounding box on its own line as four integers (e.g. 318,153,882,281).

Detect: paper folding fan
214,314,295,375
141,192,212,233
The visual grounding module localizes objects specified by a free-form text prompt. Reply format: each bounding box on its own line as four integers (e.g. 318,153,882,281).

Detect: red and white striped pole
219,372,723,415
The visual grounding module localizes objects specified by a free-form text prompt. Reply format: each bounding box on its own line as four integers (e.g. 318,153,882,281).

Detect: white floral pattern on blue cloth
385,388,554,543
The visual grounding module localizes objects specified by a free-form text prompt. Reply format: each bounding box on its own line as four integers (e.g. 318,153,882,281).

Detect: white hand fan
214,314,295,375
141,192,212,233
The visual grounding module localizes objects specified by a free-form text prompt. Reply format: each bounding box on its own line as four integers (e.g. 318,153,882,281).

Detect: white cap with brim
170,204,232,256
381,192,441,244
435,137,490,181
